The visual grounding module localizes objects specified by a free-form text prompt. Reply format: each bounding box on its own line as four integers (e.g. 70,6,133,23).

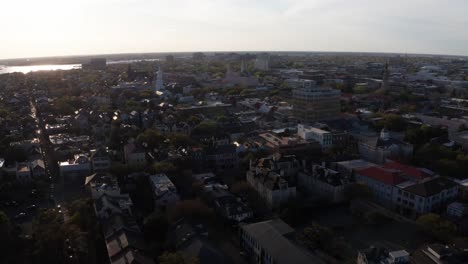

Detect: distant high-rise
292,84,341,123
192,52,206,61
155,67,164,91
254,53,270,71
166,54,175,63
240,60,246,73
381,62,390,90
82,58,107,70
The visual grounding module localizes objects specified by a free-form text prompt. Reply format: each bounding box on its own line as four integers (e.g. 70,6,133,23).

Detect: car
14,212,27,219
27,204,37,210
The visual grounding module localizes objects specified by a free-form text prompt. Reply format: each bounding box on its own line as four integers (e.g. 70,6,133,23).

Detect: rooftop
241,219,324,264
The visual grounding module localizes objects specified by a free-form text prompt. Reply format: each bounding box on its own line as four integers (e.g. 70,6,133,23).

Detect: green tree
168,200,214,223
458,124,468,132
169,133,194,148
417,213,457,242
378,114,406,131
153,162,177,174
137,129,166,150
0,211,11,247
191,121,219,137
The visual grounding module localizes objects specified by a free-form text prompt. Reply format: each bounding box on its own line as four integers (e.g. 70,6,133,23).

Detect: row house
149,174,180,211
85,174,154,264
297,163,353,203
247,158,297,209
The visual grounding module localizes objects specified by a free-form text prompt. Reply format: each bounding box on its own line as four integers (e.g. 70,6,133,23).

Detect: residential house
205,187,252,223
59,154,91,180
30,159,46,178
149,174,180,211
246,158,297,208
358,128,413,164
357,247,410,264
90,147,111,173
85,173,154,264
297,163,352,203
16,162,31,181
205,144,238,170
123,143,146,166
411,244,468,264
167,219,229,264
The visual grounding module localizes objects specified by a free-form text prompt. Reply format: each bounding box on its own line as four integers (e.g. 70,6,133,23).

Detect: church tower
240,60,245,74
381,62,390,91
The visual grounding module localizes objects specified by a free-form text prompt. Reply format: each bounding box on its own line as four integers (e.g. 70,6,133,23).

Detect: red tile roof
357,166,405,185
383,161,431,180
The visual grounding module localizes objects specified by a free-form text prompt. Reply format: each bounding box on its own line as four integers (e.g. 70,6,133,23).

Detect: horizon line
1,49,468,63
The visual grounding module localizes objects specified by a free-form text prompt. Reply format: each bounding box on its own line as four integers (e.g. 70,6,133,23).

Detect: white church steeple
155,66,164,91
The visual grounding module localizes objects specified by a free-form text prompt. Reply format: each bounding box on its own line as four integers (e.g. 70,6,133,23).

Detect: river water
0,59,160,74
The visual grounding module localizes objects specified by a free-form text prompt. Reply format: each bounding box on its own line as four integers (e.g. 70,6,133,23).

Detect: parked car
14,212,27,219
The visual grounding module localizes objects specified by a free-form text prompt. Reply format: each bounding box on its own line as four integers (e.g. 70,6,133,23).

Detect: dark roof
404,177,457,197
168,219,230,264
360,246,388,262
241,219,324,264
376,137,408,148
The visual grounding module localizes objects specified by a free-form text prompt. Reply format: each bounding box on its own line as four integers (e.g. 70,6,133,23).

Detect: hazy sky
1,0,468,59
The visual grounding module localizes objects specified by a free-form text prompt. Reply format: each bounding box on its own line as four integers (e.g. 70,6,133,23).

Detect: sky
1,0,468,59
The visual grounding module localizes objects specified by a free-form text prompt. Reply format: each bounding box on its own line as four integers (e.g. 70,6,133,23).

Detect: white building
254,53,270,71
59,154,91,179
285,79,316,89
155,66,164,91
90,148,111,173
149,174,180,210
297,124,333,148
393,177,458,216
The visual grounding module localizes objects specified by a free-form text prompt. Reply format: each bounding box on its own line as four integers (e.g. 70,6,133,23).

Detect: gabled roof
31,159,45,169
357,166,405,185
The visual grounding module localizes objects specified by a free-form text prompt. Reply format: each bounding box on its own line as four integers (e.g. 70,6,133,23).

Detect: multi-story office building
292,86,341,123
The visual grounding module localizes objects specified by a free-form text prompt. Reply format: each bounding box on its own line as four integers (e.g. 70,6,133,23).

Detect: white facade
297,124,333,148
59,154,91,178
285,79,316,89
155,66,164,91
254,54,269,71
393,182,458,215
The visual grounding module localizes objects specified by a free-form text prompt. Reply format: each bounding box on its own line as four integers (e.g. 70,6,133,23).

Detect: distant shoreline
1,51,467,66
